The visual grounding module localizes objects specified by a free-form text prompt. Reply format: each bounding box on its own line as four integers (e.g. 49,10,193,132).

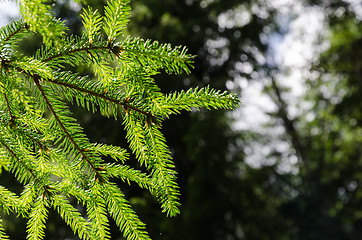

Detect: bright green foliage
103,0,131,43
0,217,9,239
0,0,240,239
81,7,103,45
19,0,67,46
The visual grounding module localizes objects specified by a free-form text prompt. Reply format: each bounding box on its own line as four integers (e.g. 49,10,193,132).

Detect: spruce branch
32,76,105,180
2,91,15,122
103,183,150,240
145,125,180,216
52,194,95,240
42,44,111,65
0,20,29,48
34,77,84,156
0,136,37,183
20,0,67,46
26,197,49,240
0,185,22,214
89,143,128,163
86,185,111,240
123,112,180,216
104,163,154,190
81,6,103,45
116,37,194,74
103,0,131,43
0,0,240,239
46,72,159,123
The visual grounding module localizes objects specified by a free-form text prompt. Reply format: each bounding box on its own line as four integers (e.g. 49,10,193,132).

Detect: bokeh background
1,0,362,239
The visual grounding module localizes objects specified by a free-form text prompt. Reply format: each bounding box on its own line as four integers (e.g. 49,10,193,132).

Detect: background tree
125,0,290,239
281,4,362,238
126,0,362,239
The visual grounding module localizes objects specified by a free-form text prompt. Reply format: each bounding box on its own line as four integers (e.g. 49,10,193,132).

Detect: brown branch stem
47,77,158,122
32,75,99,175
0,138,38,181
42,45,111,63
1,22,27,43
3,91,15,122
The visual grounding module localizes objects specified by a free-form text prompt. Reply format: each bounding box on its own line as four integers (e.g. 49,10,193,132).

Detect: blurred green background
1,0,362,239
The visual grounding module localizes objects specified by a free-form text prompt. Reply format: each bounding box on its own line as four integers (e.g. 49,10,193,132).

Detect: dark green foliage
0,1,239,239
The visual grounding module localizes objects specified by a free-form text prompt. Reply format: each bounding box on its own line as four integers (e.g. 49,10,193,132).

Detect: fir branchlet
0,0,240,239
